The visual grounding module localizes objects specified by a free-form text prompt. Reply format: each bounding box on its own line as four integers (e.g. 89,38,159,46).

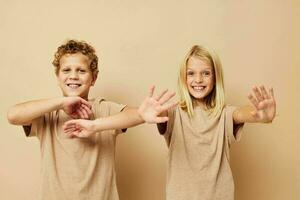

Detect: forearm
7,98,64,125
92,107,144,132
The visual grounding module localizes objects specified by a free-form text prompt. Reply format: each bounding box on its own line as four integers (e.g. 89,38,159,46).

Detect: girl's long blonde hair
178,45,225,118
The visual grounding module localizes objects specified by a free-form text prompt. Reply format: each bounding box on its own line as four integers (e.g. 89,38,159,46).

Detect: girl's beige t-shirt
26,98,126,200
163,105,243,200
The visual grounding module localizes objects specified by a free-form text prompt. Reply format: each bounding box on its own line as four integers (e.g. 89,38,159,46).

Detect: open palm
138,86,178,123
63,119,96,138
248,86,276,123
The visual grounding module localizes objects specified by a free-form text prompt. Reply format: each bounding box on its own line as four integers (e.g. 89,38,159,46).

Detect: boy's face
57,53,96,99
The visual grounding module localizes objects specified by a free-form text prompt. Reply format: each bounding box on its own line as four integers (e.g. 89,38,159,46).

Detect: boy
7,39,176,200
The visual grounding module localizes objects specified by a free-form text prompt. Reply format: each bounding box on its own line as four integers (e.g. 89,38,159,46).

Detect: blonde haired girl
155,45,276,200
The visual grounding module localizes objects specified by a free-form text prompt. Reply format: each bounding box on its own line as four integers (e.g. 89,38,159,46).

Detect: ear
91,71,98,86
55,72,60,86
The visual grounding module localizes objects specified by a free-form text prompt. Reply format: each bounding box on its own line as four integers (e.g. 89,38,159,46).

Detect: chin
190,92,208,99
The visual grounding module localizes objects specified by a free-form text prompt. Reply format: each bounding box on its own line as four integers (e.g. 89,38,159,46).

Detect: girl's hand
138,86,178,123
63,119,96,138
248,85,276,123
62,97,92,119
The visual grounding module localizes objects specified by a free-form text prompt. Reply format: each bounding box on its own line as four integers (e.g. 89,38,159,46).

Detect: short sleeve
92,97,127,134
225,105,244,145
23,115,45,139
158,106,176,146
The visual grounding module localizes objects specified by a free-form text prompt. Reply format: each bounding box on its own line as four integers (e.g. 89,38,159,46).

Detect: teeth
193,86,205,91
67,84,81,88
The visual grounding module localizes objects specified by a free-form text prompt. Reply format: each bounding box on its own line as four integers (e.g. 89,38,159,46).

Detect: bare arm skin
7,96,92,126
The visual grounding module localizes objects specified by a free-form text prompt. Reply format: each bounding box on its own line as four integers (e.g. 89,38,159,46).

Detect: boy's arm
233,85,276,125
63,86,177,138
7,97,92,126
64,107,142,137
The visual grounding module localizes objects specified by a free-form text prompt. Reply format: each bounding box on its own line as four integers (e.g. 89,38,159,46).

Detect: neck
193,99,206,109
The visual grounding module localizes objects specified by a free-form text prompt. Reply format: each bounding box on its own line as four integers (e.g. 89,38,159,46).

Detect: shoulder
223,105,238,114
90,96,126,118
90,97,106,108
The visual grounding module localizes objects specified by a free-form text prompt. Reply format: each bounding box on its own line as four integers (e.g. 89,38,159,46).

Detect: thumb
250,110,259,118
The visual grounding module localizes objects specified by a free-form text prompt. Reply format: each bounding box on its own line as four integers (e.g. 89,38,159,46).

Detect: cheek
207,76,214,86
57,76,65,83
186,77,192,85
82,75,94,84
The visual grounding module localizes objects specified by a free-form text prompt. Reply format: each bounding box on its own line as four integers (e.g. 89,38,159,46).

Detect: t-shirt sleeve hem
225,105,244,144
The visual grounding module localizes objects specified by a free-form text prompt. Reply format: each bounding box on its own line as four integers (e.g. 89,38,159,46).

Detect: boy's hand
63,119,96,138
248,85,276,123
62,97,92,119
138,86,178,123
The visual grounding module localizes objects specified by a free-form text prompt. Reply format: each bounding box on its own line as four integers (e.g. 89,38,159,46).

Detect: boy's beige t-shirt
26,98,126,200
163,105,243,200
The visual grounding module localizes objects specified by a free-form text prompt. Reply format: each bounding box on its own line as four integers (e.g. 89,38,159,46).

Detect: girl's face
186,56,215,105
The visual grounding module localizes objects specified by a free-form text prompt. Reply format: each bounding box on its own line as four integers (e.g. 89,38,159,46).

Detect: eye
187,71,194,76
79,69,87,73
202,71,211,76
61,68,70,73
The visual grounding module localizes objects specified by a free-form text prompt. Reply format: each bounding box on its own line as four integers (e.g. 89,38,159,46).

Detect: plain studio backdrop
0,0,299,199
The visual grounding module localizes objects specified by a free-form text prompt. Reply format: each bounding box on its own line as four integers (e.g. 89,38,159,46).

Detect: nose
69,70,79,79
195,74,203,83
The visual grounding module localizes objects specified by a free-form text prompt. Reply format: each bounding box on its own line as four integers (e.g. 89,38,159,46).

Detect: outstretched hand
62,97,92,119
63,119,96,138
138,86,178,123
248,85,276,123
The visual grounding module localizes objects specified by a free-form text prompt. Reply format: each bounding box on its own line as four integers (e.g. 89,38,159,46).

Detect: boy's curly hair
52,39,99,76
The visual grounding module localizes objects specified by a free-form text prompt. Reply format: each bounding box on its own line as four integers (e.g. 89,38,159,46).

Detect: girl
155,45,276,200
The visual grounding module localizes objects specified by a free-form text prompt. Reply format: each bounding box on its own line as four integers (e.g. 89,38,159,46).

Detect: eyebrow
187,67,212,71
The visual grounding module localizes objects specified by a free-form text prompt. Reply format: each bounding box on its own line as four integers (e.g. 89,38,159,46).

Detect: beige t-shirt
162,105,243,200
25,98,126,200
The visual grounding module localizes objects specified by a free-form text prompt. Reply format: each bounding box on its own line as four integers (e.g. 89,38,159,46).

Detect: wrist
92,118,103,132
137,109,145,123
55,97,65,110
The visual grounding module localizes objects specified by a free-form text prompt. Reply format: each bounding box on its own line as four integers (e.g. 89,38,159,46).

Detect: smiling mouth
192,86,206,92
67,83,82,89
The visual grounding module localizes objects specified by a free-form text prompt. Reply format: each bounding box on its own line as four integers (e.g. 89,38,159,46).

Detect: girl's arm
7,97,92,125
233,85,276,125
63,86,177,138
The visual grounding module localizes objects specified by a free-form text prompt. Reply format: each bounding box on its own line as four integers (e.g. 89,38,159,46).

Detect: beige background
1,0,299,199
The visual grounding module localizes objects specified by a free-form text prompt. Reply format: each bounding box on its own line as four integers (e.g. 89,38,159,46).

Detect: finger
158,91,176,105
72,130,87,138
63,120,79,129
154,116,169,123
64,127,78,134
63,124,79,134
70,130,82,138
148,85,155,97
160,101,178,112
63,125,78,133
81,104,93,118
248,94,259,109
80,98,92,109
76,108,86,119
155,89,168,101
63,122,75,130
250,110,258,118
269,87,275,99
79,107,89,119
260,85,270,99
253,86,264,101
